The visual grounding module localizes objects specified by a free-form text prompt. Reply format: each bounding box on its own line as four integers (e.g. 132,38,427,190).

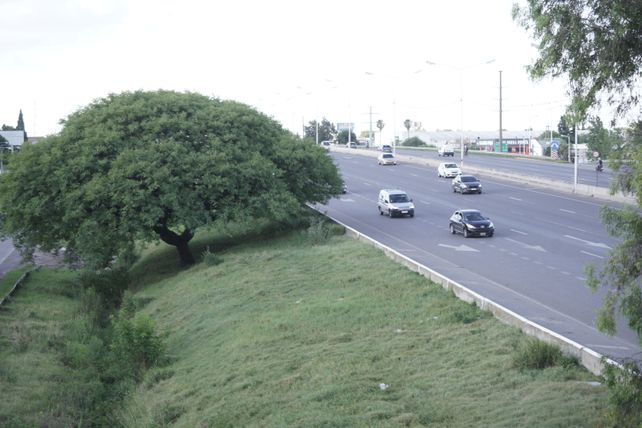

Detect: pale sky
2,0,576,142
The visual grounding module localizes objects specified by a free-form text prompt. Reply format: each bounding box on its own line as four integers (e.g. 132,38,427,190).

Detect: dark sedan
449,209,494,237
452,174,482,194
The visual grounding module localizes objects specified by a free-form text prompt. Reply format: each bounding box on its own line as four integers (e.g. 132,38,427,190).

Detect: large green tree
0,90,343,267
514,1,642,344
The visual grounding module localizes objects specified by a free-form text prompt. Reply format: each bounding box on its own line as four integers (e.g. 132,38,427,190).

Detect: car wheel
410,212,414,218
463,228,469,238
487,232,493,237
450,224,456,234
379,207,383,215
478,189,482,194
388,209,393,218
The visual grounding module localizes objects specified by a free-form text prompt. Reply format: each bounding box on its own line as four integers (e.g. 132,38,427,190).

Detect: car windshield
445,164,457,168
464,212,485,221
461,176,477,182
390,194,409,203
383,154,393,158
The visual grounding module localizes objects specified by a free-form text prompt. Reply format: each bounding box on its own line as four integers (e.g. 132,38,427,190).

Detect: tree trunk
153,225,195,266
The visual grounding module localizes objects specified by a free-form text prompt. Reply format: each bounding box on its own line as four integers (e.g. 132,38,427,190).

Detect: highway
394,147,614,189
317,149,641,364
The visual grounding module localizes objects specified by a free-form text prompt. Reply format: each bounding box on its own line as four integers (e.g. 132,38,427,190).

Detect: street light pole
426,59,495,169
573,123,578,192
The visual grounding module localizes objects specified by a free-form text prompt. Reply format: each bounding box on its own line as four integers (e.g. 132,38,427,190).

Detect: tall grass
117,228,608,427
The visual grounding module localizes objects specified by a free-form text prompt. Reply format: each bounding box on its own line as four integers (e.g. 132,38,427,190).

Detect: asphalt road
0,239,23,279
393,147,614,189
317,150,641,364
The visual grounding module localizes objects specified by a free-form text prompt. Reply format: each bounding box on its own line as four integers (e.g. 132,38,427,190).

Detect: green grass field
0,224,609,427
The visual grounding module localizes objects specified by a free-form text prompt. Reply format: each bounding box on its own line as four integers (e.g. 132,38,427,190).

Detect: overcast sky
2,0,576,141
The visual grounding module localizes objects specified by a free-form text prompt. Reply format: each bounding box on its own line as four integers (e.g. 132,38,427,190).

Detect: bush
512,338,577,370
602,360,642,427
108,312,165,382
78,268,130,310
401,136,426,147
202,246,223,266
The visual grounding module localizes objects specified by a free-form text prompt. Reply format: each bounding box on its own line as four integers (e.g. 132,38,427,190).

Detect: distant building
410,130,547,156
0,130,26,151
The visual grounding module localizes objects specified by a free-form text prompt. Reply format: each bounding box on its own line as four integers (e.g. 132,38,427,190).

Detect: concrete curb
333,146,636,205
318,211,613,375
0,268,36,308
323,147,627,375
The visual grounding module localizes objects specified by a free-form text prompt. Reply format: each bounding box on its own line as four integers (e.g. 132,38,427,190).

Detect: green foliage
401,136,426,147
77,268,130,327
0,90,343,268
512,338,578,370
108,312,165,382
336,129,358,144
514,0,642,119
586,115,620,159
202,246,223,266
303,117,336,143
601,360,642,427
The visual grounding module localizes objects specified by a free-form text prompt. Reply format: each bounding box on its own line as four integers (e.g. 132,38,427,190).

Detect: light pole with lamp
426,59,495,169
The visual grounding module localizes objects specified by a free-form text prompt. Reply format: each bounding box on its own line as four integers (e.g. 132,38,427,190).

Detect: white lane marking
437,243,478,252
504,237,546,252
410,173,420,177
339,198,355,202
509,196,523,201
565,234,612,250
419,200,431,205
581,250,604,259
363,182,373,186
510,228,527,236
560,208,576,214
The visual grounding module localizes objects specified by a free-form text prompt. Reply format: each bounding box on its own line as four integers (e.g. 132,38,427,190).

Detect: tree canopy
0,90,343,267
304,118,336,143
513,0,642,120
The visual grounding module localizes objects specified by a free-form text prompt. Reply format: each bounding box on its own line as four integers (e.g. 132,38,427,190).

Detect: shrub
202,246,223,266
306,216,333,244
512,338,577,370
108,312,165,382
602,360,642,427
401,136,426,147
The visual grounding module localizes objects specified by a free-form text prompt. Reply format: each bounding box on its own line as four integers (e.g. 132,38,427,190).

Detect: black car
452,175,482,194
449,209,494,237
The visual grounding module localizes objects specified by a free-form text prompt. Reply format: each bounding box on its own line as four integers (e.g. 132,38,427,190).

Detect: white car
437,162,461,178
378,153,397,165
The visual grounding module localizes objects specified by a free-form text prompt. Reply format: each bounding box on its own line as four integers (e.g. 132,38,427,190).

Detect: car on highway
449,209,494,237
381,144,393,153
378,189,414,218
346,142,357,148
437,162,461,178
377,153,397,165
452,174,482,194
320,140,332,148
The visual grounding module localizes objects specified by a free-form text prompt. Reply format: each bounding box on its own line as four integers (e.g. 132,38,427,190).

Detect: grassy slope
119,231,607,427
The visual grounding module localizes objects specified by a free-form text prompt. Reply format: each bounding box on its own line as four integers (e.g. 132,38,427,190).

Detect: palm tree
404,119,412,140
376,120,385,146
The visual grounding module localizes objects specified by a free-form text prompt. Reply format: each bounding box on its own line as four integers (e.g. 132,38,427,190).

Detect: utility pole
498,70,503,153
369,106,373,147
